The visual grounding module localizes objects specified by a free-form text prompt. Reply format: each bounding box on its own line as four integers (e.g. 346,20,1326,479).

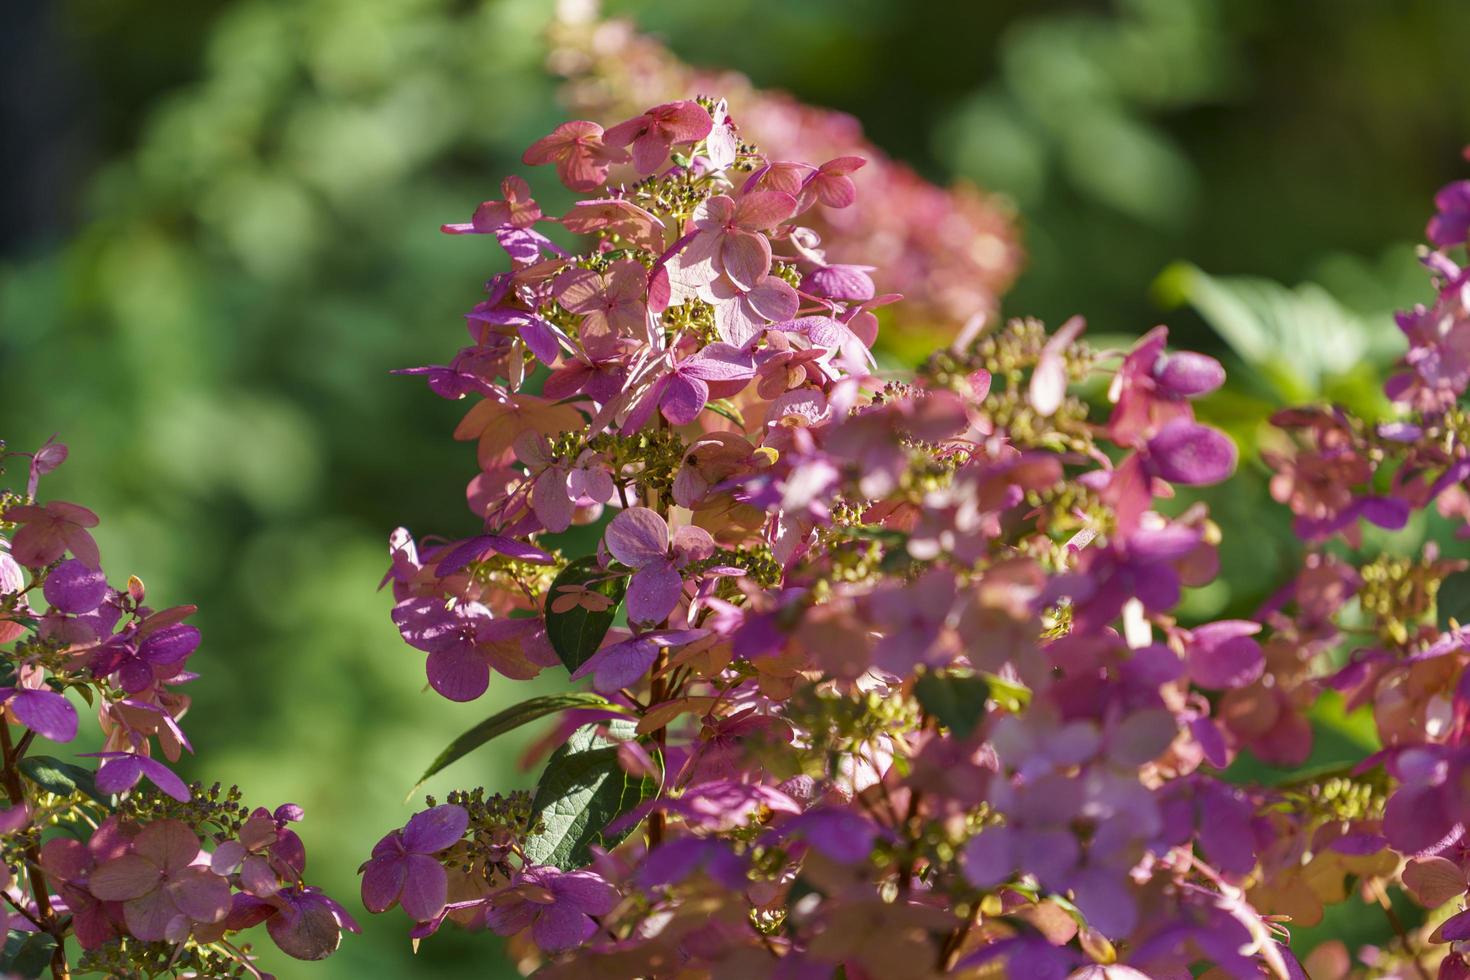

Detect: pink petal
631,134,669,175
732,191,797,231
681,344,756,382
656,100,714,143
604,508,670,568
672,525,715,563
745,276,799,323
167,866,232,923
135,820,202,874
719,230,771,290
89,854,160,901
124,887,181,942
660,374,708,427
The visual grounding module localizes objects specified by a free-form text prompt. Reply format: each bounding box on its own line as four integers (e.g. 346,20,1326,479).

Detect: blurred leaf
20,756,106,806
1439,570,1470,630
914,672,989,738
524,720,655,870
0,931,56,979
544,558,626,675
408,692,617,798
1154,262,1394,409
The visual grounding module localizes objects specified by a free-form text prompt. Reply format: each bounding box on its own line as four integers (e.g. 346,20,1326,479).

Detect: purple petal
425,645,490,703
139,624,201,666
530,904,597,952
962,828,1015,888
361,856,408,914
626,563,682,625
659,373,708,426
551,869,619,916
398,853,449,922
137,756,191,802
10,689,78,742
43,560,108,614
402,804,469,854
94,755,144,796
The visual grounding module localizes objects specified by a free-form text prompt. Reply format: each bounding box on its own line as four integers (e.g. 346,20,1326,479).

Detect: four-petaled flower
603,508,715,624
360,804,469,922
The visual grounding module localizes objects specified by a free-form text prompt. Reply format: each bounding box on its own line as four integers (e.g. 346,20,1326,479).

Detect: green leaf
1153,262,1394,408
523,720,656,870
544,557,627,674
20,755,106,805
407,692,615,798
1439,569,1470,631
0,930,57,978
914,671,990,738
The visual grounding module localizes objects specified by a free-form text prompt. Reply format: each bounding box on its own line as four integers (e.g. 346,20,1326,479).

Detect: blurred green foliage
2,0,1470,973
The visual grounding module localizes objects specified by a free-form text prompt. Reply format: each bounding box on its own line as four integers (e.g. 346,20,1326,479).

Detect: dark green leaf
524,720,656,870
544,557,627,674
407,692,616,798
1,930,57,978
914,672,990,739
1439,569,1470,631
20,755,107,805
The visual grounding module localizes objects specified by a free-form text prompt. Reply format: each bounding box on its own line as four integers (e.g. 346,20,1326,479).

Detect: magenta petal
626,563,682,625
398,853,449,922
531,904,597,952
1188,627,1265,691
425,645,491,703
402,805,469,854
10,689,78,742
1147,420,1237,485
361,856,408,913
1153,351,1224,397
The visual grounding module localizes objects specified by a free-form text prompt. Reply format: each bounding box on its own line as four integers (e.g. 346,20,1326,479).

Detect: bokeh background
2,0,1469,974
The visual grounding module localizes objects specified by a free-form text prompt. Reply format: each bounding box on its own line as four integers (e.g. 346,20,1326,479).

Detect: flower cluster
545,1,1023,340
368,84,1470,976
0,442,353,977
